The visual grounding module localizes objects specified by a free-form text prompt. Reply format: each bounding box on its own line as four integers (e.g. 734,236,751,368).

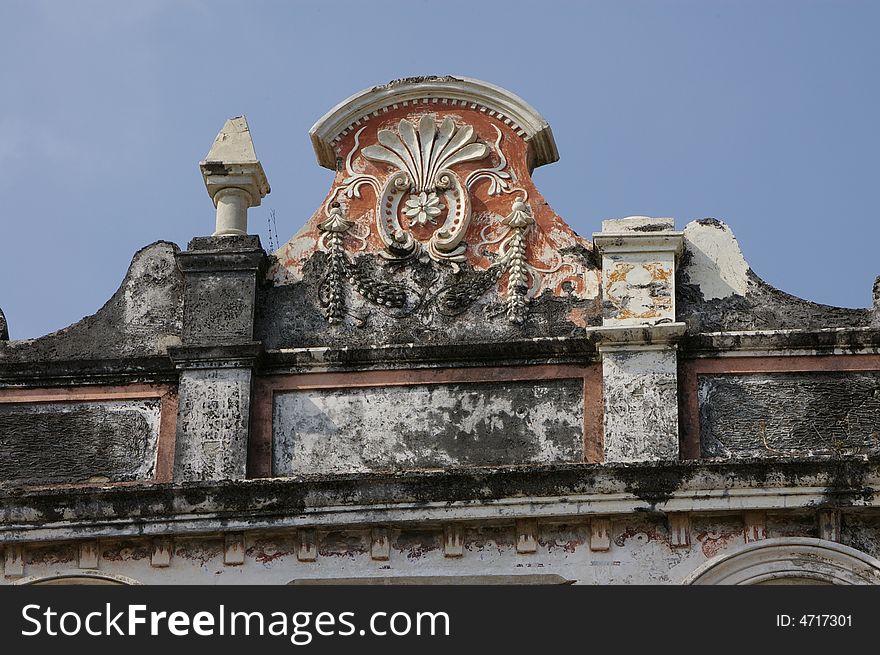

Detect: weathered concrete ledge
176,237,267,274
1,457,876,543
168,343,264,369
260,325,690,373
590,323,687,348
0,355,178,386
680,327,880,357
264,336,597,372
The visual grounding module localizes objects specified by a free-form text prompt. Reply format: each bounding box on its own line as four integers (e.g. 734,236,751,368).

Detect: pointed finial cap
200,115,270,207
205,116,259,163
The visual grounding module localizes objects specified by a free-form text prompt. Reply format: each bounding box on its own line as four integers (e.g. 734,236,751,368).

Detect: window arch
15,571,141,586
683,537,880,585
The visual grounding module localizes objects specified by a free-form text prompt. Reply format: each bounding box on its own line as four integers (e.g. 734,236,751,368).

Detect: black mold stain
615,465,690,507
274,379,584,473
699,373,880,459
5,458,877,531
678,259,873,334
0,404,157,486
256,248,601,351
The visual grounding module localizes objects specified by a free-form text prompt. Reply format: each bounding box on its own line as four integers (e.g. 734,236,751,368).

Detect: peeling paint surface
273,380,585,474
0,241,183,361
602,350,678,462
3,460,880,584
183,273,255,345
681,220,749,300
602,254,674,324
174,369,251,481
700,372,880,458
677,219,874,332
8,514,867,585
0,400,160,486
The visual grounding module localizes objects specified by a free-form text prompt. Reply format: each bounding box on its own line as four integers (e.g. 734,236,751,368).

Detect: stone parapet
175,236,266,346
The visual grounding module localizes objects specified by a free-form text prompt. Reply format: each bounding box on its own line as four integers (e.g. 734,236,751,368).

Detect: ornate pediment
346,113,501,264
268,76,600,340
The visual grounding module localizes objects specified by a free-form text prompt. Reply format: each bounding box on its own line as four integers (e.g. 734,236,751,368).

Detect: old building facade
2,77,880,585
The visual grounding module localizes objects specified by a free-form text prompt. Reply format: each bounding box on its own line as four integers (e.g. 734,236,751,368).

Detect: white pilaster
593,217,685,463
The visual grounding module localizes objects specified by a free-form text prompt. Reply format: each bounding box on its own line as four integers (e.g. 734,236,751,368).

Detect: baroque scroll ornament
334,114,512,265
317,114,565,325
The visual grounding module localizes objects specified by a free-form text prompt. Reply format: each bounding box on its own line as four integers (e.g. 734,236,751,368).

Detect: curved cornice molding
309,76,559,171
14,570,143,585
682,537,880,585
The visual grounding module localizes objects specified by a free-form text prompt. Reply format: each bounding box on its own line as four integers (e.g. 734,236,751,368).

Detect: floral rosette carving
358,115,491,264
303,111,583,326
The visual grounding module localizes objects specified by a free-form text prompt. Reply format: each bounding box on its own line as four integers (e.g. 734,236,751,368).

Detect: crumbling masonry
3,77,880,585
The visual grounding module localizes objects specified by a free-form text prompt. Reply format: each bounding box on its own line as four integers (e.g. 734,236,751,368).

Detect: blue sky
1,0,878,339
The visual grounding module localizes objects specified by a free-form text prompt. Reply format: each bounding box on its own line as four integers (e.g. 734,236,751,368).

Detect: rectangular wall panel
699,372,880,458
272,379,585,475
0,399,161,486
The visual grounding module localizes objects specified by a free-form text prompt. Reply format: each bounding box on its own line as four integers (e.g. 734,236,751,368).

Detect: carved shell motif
362,115,491,262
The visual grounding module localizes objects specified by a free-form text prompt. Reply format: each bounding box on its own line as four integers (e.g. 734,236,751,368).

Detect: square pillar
172,353,258,481
593,217,685,463
170,236,266,482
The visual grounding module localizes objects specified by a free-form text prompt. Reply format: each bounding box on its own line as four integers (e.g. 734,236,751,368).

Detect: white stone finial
200,116,270,236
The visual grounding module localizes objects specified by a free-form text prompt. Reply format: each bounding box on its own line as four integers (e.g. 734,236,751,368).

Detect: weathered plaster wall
0,399,160,486
3,458,880,584
174,369,252,482
177,235,265,346
840,514,880,559
601,252,674,324
699,372,880,458
257,252,601,350
183,272,256,344
677,219,875,332
272,379,585,474
0,242,183,363
7,512,878,585
602,349,678,462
